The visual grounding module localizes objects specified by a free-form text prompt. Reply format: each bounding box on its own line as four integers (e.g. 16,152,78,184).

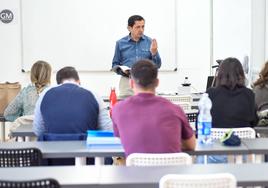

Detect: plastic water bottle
182,77,191,86
197,93,212,144
109,87,117,117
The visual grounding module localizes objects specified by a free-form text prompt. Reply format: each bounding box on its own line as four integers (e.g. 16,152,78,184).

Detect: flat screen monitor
206,76,216,90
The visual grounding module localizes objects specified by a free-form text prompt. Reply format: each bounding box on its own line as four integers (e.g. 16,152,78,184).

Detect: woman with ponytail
4,61,51,124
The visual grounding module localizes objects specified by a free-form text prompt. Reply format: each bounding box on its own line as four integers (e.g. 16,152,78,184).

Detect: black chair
0,148,42,167
0,178,60,188
186,112,198,123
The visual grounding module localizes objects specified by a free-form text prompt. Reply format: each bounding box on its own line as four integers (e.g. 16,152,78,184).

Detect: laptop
206,76,216,90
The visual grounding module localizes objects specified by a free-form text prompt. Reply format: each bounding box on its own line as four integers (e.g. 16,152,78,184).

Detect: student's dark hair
128,15,144,27
56,66,80,84
253,61,268,88
216,57,245,90
130,59,158,88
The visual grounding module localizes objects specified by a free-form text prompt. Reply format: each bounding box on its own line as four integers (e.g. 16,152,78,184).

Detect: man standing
112,60,195,158
112,15,161,97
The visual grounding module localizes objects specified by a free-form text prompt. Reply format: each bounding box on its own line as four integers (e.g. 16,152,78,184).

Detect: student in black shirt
207,57,258,128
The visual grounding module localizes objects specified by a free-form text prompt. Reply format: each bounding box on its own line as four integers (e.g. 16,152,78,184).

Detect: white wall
21,0,177,72
213,0,251,62
0,0,27,83
0,0,266,95
252,0,266,82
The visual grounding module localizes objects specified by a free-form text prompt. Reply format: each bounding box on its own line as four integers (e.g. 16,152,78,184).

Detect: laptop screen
206,76,216,90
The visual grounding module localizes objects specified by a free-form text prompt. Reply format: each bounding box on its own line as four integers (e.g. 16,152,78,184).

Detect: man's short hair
130,59,158,88
56,66,80,84
128,15,144,27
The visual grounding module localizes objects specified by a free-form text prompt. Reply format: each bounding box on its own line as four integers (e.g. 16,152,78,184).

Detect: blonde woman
4,61,52,123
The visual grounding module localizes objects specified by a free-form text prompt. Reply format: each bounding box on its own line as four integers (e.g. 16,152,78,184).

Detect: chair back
160,95,193,111
159,173,236,188
186,112,198,123
177,102,191,111
0,148,42,167
0,178,60,188
38,133,87,141
163,95,193,104
211,127,256,140
126,153,192,166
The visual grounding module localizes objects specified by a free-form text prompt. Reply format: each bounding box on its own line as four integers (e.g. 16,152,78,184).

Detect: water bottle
182,77,191,86
197,93,212,144
109,87,117,117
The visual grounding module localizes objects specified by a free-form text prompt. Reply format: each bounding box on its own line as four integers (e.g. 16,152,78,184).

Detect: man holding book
112,15,161,97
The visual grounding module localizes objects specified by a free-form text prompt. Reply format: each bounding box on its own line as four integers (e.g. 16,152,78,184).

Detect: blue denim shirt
112,35,161,68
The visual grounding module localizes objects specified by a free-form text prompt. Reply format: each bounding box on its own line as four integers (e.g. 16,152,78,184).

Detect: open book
111,65,130,77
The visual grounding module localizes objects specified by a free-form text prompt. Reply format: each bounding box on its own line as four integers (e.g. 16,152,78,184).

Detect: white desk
0,140,250,166
254,126,268,137
0,164,268,187
9,124,35,141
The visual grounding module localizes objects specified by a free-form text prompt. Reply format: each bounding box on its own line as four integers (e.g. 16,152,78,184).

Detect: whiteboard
21,0,177,71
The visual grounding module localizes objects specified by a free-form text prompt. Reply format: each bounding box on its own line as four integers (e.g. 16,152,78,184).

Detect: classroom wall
0,0,265,96
252,0,266,82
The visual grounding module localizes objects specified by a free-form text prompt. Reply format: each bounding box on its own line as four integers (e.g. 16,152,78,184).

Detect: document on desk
86,137,122,149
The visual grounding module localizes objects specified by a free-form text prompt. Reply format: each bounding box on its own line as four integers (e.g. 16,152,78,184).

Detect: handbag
0,82,21,115
220,130,241,146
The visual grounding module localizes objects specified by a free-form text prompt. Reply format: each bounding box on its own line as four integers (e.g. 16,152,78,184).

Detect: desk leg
204,155,208,164
254,154,264,163
25,136,30,142
75,157,87,166
95,157,104,166
235,155,243,164
17,137,25,142
0,122,5,142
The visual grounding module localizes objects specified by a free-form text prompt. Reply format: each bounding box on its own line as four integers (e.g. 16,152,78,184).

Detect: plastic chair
211,127,256,139
126,153,192,166
0,148,42,167
163,95,193,104
161,95,193,111
210,127,256,163
177,102,191,111
186,112,198,123
0,178,60,188
38,133,87,141
159,173,236,188
186,112,198,130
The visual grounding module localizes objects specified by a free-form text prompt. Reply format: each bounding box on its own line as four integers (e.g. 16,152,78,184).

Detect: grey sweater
253,84,268,111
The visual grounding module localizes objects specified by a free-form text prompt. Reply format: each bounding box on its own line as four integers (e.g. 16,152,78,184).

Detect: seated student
252,61,268,126
33,66,112,165
207,57,258,128
33,66,112,137
112,59,196,159
205,57,257,163
4,61,51,131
